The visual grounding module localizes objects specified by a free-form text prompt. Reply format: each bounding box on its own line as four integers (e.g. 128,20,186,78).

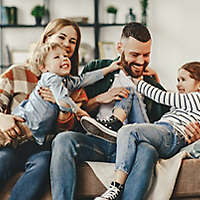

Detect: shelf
0,24,47,28
99,23,125,27
0,23,125,28
0,65,10,68
77,23,95,27
0,0,126,62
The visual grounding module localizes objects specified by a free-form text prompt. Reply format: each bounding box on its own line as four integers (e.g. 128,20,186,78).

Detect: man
50,22,200,200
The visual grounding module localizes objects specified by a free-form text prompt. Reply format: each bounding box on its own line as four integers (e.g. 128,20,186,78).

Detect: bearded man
49,22,194,200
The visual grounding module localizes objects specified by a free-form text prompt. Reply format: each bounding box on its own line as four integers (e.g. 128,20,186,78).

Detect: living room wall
1,0,200,90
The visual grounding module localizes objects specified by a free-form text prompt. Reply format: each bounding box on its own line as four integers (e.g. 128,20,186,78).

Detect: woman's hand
0,113,24,141
38,87,56,103
184,121,200,144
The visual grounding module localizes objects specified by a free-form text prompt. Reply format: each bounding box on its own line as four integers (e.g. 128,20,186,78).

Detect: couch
0,158,200,200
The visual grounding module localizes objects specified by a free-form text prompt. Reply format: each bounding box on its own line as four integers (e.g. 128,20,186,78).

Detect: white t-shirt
97,70,136,120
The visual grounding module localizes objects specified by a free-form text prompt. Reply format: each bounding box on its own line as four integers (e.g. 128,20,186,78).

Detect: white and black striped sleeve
137,80,200,111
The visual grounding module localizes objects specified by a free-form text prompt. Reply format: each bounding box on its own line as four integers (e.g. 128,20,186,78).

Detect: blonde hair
29,42,63,69
36,18,81,75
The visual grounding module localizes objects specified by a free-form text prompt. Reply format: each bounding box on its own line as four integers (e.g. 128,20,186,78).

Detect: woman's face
46,26,77,59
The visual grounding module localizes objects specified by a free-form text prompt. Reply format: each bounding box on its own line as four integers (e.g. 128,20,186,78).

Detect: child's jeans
116,122,187,174
114,87,149,124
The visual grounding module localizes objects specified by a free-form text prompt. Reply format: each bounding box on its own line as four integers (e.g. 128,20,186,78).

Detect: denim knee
25,151,51,171
52,131,80,158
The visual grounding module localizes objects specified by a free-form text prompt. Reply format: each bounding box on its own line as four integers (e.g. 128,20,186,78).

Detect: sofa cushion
0,159,200,200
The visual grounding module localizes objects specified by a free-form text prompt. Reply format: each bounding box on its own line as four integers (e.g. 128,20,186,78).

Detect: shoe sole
80,116,117,143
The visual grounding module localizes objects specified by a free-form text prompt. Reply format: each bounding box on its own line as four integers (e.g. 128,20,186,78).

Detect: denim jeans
115,87,149,124
0,141,50,200
50,131,159,200
116,122,186,174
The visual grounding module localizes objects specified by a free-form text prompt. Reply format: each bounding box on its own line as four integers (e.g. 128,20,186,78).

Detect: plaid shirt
0,64,41,114
0,64,88,133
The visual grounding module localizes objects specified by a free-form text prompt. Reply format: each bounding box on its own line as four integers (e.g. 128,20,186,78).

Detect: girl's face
46,26,77,59
43,47,71,77
177,68,200,93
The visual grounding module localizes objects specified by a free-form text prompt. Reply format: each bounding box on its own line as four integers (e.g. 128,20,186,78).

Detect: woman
0,18,81,200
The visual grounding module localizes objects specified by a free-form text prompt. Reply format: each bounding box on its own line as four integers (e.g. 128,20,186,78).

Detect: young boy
0,42,121,147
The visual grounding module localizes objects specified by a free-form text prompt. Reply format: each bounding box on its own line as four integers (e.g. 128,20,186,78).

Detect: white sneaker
95,182,123,200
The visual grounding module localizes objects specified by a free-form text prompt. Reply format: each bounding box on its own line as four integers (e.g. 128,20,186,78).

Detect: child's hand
143,67,160,83
110,60,122,72
76,107,90,121
103,61,122,76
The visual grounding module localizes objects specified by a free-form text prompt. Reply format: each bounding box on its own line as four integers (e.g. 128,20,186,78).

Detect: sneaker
95,181,124,200
80,116,123,142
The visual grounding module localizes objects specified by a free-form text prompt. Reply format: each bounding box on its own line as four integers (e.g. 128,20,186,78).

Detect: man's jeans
50,131,159,200
0,141,50,200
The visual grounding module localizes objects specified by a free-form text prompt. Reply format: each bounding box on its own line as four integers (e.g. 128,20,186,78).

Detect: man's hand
96,87,130,104
76,107,90,121
38,87,56,103
0,113,24,142
184,121,200,144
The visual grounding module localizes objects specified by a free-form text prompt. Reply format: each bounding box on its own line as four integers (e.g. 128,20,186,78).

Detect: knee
51,131,80,157
52,131,77,147
118,124,137,139
26,151,51,170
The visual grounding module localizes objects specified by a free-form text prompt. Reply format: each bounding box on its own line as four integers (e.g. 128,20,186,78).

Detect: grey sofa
0,159,200,200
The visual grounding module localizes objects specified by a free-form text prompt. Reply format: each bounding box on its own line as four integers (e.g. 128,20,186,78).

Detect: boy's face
177,68,200,93
120,36,151,78
44,47,71,76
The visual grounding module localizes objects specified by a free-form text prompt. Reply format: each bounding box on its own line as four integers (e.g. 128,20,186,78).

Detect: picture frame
11,50,30,64
98,41,117,59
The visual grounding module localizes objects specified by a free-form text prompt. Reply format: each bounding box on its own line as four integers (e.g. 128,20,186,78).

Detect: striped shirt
137,80,200,137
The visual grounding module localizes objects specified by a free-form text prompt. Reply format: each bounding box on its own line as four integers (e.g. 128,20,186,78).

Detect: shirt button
110,79,113,82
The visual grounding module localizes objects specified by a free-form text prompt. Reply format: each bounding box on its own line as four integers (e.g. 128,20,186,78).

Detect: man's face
120,37,151,78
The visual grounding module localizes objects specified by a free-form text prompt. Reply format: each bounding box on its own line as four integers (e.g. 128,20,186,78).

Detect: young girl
0,42,121,147
94,61,200,200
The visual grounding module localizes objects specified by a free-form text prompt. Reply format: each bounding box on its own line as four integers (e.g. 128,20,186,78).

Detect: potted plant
31,5,46,25
106,5,118,24
140,0,148,26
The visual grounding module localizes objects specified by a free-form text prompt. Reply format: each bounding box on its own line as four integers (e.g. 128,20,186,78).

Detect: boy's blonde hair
38,18,81,76
30,42,63,69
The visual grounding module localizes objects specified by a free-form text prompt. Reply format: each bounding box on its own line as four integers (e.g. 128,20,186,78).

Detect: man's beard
120,52,148,78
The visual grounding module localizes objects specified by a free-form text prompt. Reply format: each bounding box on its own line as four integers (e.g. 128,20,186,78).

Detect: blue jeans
116,122,186,174
50,131,159,200
0,141,50,200
115,87,149,124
